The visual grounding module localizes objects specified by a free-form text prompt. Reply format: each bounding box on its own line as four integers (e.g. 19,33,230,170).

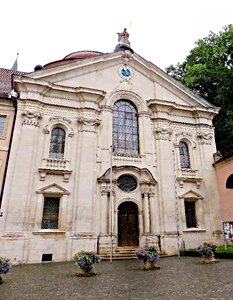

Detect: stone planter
140,261,160,270
201,255,219,264
75,266,97,277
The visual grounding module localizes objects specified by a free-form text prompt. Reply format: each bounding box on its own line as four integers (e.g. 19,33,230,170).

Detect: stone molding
44,116,74,137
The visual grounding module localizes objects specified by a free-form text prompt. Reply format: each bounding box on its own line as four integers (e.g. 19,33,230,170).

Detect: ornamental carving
77,116,101,133
101,185,115,196
50,116,71,124
154,127,172,141
77,116,100,127
22,110,43,127
197,131,213,145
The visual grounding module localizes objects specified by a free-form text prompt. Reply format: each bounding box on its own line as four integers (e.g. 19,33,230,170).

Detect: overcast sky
1,0,232,72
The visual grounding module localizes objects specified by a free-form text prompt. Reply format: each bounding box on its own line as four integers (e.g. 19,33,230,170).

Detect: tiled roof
0,68,26,98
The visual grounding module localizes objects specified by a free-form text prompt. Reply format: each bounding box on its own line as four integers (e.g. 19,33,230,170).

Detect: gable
22,50,218,112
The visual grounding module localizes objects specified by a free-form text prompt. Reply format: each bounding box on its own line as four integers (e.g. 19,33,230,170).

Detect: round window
117,175,137,192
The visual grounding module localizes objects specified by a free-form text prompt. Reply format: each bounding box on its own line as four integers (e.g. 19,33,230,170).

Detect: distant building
214,152,233,241
0,69,25,203
0,30,223,264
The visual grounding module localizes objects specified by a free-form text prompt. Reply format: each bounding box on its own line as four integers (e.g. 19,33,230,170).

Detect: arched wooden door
118,201,139,247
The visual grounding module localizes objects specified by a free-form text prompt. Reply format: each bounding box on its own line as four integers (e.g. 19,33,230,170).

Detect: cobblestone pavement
1,256,233,300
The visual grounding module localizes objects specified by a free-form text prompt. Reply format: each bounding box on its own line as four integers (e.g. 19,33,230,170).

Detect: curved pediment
98,165,157,185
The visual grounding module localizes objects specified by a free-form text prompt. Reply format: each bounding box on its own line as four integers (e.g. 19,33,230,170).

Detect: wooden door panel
118,202,139,246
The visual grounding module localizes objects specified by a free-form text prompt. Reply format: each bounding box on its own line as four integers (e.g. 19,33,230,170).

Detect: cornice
13,75,106,104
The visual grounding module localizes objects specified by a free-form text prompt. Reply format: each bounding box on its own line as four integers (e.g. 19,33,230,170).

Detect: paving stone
1,257,233,300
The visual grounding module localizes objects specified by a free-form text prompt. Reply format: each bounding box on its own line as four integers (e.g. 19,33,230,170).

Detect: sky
1,0,232,73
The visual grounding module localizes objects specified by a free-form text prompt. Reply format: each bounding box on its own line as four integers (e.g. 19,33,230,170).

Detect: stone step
100,246,138,260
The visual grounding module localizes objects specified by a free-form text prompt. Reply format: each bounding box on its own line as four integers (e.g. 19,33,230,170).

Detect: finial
117,28,130,46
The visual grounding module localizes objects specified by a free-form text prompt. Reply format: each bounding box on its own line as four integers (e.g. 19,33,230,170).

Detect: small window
184,201,197,228
0,115,7,137
41,197,60,229
226,174,233,189
42,254,53,262
179,141,190,168
49,128,65,159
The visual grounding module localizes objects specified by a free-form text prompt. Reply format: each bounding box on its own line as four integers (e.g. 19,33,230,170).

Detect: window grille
0,115,7,137
117,175,138,192
49,128,65,159
113,100,139,155
226,174,233,189
41,197,60,229
184,201,197,228
179,141,190,168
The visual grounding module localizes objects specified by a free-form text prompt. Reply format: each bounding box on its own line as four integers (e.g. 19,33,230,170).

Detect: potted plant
135,246,160,270
73,251,100,277
0,257,11,283
197,242,218,264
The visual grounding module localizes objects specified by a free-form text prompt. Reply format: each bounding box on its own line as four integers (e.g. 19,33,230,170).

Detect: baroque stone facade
0,32,223,263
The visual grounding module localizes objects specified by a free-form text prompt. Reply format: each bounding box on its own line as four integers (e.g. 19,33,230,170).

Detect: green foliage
166,25,233,152
216,245,233,253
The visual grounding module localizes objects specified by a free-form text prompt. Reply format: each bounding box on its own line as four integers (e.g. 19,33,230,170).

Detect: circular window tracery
117,175,137,192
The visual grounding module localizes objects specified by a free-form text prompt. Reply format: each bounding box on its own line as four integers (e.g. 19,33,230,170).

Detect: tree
166,25,233,155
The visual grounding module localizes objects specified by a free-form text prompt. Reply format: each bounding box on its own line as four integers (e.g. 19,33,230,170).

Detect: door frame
117,201,139,247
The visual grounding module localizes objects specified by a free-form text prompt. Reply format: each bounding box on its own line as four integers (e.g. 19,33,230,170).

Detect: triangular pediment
178,190,203,199
14,50,218,112
36,183,70,195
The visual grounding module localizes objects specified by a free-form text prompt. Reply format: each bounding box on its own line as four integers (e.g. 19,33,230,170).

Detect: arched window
113,100,139,155
179,141,190,168
49,128,65,159
226,174,233,189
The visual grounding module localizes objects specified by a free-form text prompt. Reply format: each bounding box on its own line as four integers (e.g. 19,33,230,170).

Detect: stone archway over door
118,201,139,246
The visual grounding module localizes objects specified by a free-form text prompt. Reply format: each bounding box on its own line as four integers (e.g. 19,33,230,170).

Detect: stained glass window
49,128,65,159
113,100,139,155
41,197,60,229
179,141,190,168
184,201,197,228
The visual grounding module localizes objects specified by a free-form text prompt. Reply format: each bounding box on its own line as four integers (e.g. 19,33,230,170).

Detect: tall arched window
179,141,190,168
113,100,139,155
49,128,66,159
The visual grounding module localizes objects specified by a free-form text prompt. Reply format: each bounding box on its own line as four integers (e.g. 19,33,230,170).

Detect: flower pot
201,255,219,264
75,266,97,277
140,261,160,270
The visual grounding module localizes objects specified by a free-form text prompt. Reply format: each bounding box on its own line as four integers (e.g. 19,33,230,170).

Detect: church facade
0,31,223,263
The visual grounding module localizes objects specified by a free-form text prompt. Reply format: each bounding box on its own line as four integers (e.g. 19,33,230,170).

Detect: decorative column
1,109,43,232
142,189,150,233
75,116,100,233
100,187,109,235
149,191,158,234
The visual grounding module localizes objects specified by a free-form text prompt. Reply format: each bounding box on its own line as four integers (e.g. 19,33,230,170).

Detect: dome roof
63,50,104,59
43,50,105,69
